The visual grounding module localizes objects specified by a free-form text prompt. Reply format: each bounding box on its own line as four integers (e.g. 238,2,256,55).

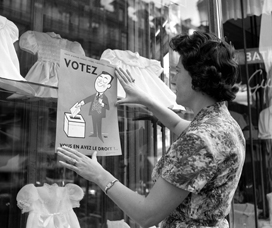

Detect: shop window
0,0,211,227
221,0,272,227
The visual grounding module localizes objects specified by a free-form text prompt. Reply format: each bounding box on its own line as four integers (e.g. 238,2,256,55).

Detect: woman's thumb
92,151,97,161
116,98,131,105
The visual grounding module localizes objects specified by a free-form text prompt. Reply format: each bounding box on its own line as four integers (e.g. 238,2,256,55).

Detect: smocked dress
152,102,245,228
0,15,35,95
100,49,179,108
16,183,84,228
19,31,85,98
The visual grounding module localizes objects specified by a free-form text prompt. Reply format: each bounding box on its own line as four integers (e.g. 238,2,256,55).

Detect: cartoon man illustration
73,71,114,142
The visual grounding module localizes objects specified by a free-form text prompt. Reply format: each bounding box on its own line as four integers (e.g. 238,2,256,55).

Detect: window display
223,0,272,227
0,0,213,228
16,183,84,228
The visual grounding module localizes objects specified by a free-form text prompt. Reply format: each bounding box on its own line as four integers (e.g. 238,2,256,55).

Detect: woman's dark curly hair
169,31,239,102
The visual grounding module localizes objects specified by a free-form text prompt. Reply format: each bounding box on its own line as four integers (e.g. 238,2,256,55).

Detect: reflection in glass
0,0,211,227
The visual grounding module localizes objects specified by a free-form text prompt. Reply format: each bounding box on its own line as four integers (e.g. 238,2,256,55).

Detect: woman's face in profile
172,57,193,106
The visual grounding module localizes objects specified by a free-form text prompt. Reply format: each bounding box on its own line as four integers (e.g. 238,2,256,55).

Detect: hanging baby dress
16,183,84,228
19,31,86,98
258,105,272,139
0,15,35,96
100,49,182,109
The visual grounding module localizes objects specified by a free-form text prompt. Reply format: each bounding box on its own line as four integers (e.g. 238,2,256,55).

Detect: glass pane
221,1,272,227
0,0,212,227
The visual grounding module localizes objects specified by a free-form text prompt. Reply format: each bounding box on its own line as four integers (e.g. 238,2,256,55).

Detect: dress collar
47,32,61,39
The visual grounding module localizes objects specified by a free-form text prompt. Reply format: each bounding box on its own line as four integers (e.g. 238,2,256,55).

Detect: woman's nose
171,74,177,85
170,81,176,93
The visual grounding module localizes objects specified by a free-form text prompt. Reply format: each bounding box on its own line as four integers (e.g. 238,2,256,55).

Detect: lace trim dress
100,49,178,108
16,183,84,228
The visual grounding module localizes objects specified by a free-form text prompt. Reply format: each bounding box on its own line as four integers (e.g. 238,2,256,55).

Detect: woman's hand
56,146,106,184
115,68,149,106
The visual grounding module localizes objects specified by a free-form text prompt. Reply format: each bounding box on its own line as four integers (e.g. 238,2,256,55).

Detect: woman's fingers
115,67,138,105
115,68,135,84
59,160,78,171
115,68,128,84
92,151,97,162
57,148,77,163
118,68,135,82
56,148,104,184
115,68,126,84
56,148,80,172
57,146,83,160
62,146,83,158
56,147,98,168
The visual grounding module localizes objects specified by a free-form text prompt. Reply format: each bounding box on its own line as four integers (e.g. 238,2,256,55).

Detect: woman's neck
190,95,217,117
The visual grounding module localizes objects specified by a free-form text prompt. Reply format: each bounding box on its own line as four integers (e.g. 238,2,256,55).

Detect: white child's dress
19,31,85,98
0,15,35,95
258,106,272,139
100,49,179,108
16,183,84,228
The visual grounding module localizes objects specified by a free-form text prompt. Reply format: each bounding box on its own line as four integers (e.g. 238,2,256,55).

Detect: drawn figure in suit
75,71,114,142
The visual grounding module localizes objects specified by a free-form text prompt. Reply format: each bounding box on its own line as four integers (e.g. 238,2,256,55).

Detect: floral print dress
152,102,245,228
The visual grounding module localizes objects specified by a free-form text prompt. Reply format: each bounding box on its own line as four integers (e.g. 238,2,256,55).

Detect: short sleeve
66,183,84,208
0,16,19,43
16,184,38,213
100,49,121,66
69,41,85,56
6,19,19,43
147,59,163,77
19,30,38,55
161,133,217,194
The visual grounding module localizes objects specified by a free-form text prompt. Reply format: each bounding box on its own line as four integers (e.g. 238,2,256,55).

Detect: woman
56,31,245,228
